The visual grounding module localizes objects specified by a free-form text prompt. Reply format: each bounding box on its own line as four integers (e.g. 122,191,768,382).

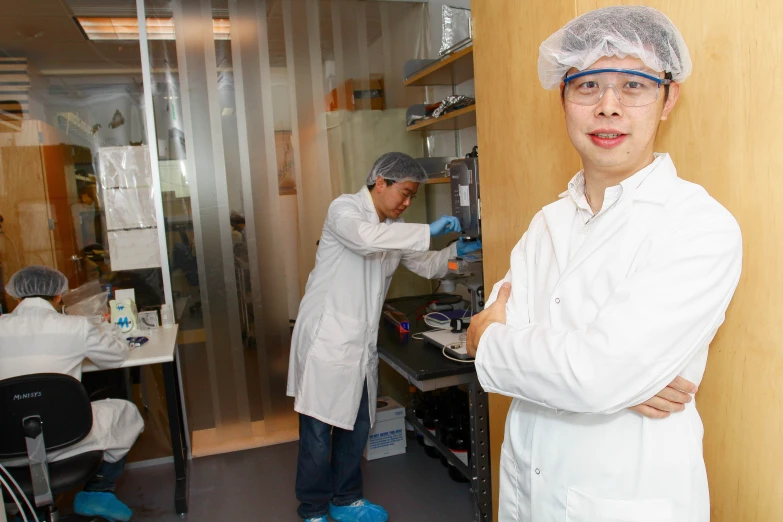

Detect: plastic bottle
160,303,174,328
423,392,441,459
406,385,419,442
438,390,458,467
446,417,471,483
413,390,428,447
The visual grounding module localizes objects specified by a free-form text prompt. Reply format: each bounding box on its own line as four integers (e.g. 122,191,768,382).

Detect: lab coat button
554,298,560,304
535,468,540,475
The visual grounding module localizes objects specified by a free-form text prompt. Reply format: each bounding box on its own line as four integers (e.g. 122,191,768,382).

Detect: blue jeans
295,381,371,519
83,457,126,493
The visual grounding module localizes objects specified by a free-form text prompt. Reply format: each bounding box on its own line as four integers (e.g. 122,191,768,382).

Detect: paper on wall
103,187,157,230
108,229,161,271
98,146,153,189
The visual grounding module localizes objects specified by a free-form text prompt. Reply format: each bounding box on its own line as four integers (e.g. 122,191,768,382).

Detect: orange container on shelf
326,74,385,112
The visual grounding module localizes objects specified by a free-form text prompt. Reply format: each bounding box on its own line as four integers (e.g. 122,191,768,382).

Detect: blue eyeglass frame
563,68,673,86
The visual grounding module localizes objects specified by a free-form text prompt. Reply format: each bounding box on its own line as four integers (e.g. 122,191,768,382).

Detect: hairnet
538,6,692,90
6,265,69,299
365,152,428,186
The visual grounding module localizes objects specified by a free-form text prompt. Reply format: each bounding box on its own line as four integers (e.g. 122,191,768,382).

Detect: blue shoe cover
303,517,329,522
73,491,132,521
329,499,388,522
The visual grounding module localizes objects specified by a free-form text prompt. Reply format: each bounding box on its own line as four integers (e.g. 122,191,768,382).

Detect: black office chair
0,373,108,521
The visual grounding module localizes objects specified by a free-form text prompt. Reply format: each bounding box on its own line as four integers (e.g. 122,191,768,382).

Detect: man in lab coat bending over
466,6,742,522
287,152,481,522
0,266,143,522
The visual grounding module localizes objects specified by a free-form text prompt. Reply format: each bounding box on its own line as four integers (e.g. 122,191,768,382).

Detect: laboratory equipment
444,147,484,313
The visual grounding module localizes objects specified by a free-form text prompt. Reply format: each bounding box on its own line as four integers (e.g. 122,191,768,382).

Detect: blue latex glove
429,215,461,236
457,238,482,256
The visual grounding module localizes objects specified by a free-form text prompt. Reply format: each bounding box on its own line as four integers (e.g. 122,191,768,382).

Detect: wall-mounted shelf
404,45,474,87
426,177,451,184
406,105,476,132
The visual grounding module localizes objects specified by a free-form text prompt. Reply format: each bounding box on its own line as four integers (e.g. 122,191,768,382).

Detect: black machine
449,146,480,239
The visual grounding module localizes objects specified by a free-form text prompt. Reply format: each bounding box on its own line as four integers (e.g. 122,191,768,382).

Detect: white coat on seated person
287,186,457,430
0,298,144,465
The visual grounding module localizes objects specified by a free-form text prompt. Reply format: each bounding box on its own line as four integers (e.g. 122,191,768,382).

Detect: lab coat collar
359,186,381,225
14,297,57,313
558,153,676,206
545,153,678,275
358,185,401,225
631,153,677,205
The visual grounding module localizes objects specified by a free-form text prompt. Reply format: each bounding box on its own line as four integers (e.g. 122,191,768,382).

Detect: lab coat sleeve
400,242,458,279
84,321,129,370
326,200,431,256
475,213,742,414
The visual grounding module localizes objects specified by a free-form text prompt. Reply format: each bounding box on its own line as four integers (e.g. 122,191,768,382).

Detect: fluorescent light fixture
221,107,234,116
76,17,231,41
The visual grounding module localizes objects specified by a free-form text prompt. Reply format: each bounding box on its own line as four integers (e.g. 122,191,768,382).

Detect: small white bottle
160,304,174,328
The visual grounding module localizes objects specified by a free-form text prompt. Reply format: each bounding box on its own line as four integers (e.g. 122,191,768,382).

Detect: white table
82,324,189,515
82,325,179,373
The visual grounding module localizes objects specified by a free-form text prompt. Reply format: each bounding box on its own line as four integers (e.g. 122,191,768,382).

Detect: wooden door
473,0,783,519
38,122,78,286
0,122,54,311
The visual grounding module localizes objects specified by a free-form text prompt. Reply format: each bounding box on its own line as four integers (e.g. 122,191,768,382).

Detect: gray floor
117,438,474,522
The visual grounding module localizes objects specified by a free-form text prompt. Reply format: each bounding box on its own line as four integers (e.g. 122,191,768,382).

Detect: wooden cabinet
473,1,783,520
0,120,78,308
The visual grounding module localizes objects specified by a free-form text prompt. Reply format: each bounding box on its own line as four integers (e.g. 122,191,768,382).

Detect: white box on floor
364,396,406,461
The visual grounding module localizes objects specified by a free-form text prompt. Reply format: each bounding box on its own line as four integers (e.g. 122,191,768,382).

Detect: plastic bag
431,95,475,119
62,280,110,317
440,5,472,56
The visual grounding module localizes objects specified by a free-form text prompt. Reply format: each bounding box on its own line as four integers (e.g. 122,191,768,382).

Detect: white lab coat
0,298,144,464
476,154,742,522
287,187,457,430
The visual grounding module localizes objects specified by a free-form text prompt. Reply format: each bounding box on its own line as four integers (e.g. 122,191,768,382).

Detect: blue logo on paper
117,317,131,329
117,304,125,311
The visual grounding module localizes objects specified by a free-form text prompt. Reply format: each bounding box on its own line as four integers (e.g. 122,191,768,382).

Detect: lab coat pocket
312,309,367,366
566,488,673,522
498,446,520,522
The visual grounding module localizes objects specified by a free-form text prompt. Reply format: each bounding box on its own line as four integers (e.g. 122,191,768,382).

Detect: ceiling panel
0,16,88,46
0,0,394,75
0,0,71,17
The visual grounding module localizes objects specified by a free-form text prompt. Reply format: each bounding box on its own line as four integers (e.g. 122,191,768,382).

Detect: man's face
374,177,420,220
560,55,680,176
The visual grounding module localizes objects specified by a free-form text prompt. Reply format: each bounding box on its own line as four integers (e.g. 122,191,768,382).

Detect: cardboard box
326,75,385,112
364,396,406,461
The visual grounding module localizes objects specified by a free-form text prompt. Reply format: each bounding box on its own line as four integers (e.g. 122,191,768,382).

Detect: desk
83,325,189,515
377,296,492,522
82,327,179,372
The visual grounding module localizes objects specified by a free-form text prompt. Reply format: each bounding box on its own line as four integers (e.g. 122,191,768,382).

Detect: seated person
0,266,144,522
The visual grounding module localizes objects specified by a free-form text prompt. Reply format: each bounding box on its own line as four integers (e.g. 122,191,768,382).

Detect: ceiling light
75,17,231,41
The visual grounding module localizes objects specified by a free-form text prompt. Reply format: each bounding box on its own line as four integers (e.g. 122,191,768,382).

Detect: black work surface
377,294,476,381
